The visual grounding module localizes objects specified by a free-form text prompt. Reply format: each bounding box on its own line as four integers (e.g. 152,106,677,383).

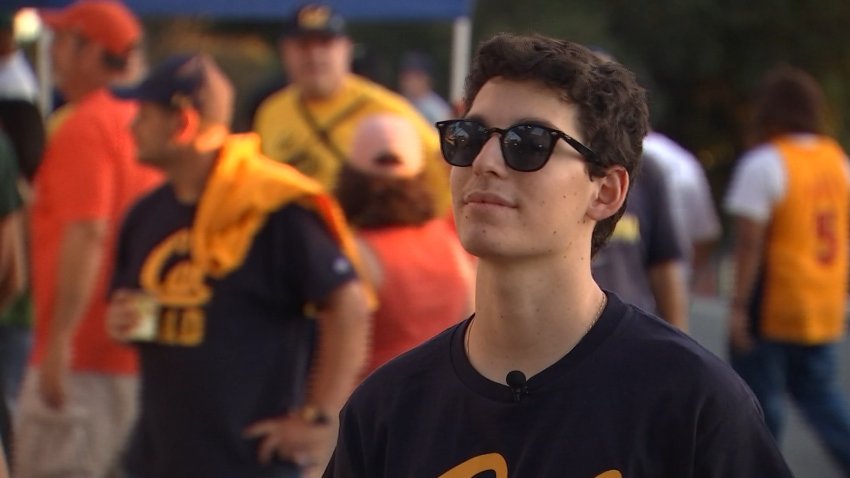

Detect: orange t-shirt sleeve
45,117,116,222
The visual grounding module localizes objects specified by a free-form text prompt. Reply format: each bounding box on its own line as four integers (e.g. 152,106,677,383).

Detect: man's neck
298,74,349,103
61,77,109,103
467,254,604,384
168,150,218,204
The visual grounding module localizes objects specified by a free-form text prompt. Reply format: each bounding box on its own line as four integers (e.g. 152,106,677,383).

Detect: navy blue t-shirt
112,184,357,478
592,155,685,314
325,292,791,477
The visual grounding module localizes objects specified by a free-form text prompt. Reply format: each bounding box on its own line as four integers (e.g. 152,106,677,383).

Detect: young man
324,33,791,477
725,65,850,473
106,54,371,478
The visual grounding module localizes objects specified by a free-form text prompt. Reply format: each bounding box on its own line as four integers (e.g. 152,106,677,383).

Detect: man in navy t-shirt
324,33,791,477
108,54,371,478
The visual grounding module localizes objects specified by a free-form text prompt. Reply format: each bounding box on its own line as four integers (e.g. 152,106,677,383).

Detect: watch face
301,406,330,425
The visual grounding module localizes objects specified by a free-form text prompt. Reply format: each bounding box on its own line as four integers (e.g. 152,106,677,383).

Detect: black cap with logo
282,4,347,38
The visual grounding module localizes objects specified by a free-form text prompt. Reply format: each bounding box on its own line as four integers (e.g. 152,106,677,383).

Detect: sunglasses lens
439,121,484,167
502,125,553,172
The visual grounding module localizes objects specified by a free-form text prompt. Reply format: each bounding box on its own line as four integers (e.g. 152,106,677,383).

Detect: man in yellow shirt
253,3,450,213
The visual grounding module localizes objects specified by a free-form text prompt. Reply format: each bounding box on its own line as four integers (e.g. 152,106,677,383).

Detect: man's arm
0,211,26,312
728,216,766,352
649,260,689,331
245,279,371,476
39,220,108,409
307,280,371,414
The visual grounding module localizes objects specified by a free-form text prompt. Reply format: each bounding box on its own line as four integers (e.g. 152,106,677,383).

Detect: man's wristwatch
300,405,331,425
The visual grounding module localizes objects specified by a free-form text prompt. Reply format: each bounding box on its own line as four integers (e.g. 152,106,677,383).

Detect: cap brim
282,28,344,39
113,84,161,104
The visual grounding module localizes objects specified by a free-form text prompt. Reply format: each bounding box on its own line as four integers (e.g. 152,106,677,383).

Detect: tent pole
449,16,471,111
36,29,52,118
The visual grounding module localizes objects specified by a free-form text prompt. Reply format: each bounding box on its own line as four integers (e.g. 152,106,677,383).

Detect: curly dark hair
751,64,826,144
462,33,649,256
335,164,435,229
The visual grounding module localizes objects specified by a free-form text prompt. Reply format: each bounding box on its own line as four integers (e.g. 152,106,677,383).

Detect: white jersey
724,134,850,224
643,132,721,246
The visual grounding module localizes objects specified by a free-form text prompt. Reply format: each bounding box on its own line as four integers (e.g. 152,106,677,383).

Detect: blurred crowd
0,0,848,477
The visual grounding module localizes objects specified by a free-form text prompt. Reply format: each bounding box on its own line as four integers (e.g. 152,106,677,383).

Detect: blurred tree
472,0,850,209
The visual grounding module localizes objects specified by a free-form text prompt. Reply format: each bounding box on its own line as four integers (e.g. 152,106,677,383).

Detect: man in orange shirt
15,1,161,476
725,65,850,473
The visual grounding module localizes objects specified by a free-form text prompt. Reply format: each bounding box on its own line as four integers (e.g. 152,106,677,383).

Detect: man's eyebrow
462,114,560,130
463,113,485,124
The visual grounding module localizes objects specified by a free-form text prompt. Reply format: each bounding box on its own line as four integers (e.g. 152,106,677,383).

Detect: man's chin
300,77,339,98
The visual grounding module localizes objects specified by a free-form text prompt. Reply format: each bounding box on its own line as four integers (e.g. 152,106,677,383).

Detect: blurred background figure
336,113,473,375
15,1,162,477
253,3,451,214
0,9,44,423
724,64,850,474
0,10,37,103
643,130,721,288
109,52,370,478
592,154,689,331
397,51,452,124
589,48,688,331
0,123,25,468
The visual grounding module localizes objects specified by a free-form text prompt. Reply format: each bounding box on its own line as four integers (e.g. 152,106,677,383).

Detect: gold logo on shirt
439,453,507,478
139,228,210,346
298,5,332,29
440,452,622,477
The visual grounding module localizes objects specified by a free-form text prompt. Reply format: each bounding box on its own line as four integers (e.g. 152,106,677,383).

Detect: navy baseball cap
400,51,435,76
119,53,233,126
282,4,346,38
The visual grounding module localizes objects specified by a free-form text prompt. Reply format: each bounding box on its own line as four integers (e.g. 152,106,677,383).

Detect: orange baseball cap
40,0,141,56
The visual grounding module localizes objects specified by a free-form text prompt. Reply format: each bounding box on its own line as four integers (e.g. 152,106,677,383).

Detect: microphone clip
506,370,528,403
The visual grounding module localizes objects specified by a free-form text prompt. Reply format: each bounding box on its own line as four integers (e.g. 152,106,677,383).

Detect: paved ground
690,295,846,477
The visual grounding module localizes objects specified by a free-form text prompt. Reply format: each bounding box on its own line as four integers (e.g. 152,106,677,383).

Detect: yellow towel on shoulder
192,133,372,306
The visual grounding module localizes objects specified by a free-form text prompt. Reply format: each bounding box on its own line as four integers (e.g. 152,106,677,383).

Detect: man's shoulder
348,75,420,113
616,305,750,396
58,91,135,135
254,87,297,121
124,183,173,222
351,323,461,402
738,143,783,171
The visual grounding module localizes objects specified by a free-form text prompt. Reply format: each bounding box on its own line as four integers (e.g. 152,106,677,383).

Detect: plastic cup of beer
126,293,159,341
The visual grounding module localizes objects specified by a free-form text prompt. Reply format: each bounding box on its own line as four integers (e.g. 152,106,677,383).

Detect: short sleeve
276,204,358,304
724,145,785,224
110,204,139,293
642,157,685,265
694,393,793,477
681,168,722,242
323,401,368,478
0,131,21,218
41,115,116,221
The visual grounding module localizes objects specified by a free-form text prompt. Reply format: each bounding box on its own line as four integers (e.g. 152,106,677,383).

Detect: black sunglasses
435,119,596,172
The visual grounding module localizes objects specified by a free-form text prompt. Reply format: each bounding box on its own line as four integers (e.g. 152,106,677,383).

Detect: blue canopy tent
10,0,473,20
11,0,475,114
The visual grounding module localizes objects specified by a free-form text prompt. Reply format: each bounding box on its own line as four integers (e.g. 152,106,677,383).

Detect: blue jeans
732,340,850,474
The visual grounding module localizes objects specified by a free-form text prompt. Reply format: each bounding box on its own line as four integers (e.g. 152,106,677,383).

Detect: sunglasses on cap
435,119,596,173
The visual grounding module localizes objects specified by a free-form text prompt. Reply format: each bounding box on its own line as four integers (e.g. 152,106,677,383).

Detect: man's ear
587,166,629,221
173,107,200,145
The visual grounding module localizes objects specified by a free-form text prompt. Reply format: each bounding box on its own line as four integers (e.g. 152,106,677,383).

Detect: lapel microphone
506,370,527,403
